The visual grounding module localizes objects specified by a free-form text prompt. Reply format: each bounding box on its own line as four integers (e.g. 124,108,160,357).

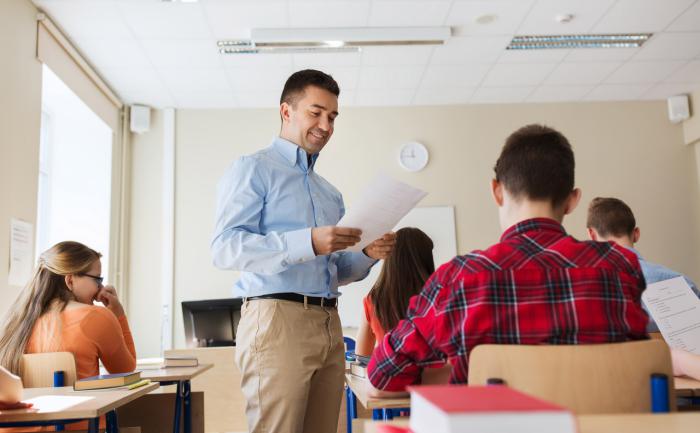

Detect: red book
408,385,576,433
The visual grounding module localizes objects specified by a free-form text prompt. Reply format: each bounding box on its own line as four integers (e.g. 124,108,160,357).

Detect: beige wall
685,90,700,146
128,100,700,356
0,0,42,320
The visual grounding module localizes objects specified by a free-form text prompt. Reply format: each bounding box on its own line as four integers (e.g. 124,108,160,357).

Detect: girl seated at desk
355,227,435,357
0,241,136,380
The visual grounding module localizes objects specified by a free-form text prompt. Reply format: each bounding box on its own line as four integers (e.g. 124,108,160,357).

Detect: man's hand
363,232,397,260
97,285,126,317
311,226,362,256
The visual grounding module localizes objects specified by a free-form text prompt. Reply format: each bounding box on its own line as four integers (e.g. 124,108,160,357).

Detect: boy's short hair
494,124,575,207
280,69,340,107
587,197,637,238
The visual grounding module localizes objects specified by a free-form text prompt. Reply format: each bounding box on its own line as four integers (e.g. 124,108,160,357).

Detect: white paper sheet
8,218,34,287
337,173,427,252
642,276,700,354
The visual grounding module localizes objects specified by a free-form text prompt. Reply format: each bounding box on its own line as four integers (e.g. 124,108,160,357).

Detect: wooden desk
140,364,213,433
0,383,159,433
673,375,700,398
345,373,410,433
365,412,700,433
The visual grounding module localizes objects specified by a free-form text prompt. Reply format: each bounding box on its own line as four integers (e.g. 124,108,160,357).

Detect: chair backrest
20,352,77,388
468,340,675,414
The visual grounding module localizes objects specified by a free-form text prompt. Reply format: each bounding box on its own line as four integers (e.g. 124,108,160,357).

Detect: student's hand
363,232,397,260
97,285,125,317
0,401,33,410
311,226,362,255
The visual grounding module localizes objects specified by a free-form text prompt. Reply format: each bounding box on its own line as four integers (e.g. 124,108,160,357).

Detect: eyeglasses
81,274,104,286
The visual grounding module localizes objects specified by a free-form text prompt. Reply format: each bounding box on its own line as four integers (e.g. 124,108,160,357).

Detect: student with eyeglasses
0,241,136,415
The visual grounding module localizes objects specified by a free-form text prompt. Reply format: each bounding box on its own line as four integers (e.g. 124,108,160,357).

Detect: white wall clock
398,141,429,172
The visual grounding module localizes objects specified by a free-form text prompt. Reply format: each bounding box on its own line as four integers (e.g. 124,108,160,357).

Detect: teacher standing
211,69,395,433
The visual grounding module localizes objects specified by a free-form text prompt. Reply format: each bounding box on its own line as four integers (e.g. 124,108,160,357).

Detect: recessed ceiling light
507,33,652,50
475,14,498,25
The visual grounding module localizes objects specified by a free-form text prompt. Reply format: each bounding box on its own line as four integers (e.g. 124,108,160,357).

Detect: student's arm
81,308,136,373
671,348,700,379
355,304,376,357
210,158,316,274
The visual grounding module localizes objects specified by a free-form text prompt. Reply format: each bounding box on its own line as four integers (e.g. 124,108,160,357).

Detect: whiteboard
338,206,457,327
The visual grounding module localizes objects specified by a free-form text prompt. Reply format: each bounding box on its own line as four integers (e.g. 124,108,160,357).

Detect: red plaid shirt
367,218,649,391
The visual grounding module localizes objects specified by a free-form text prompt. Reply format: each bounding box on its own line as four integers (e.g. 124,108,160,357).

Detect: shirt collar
627,246,644,261
271,136,318,171
500,217,567,242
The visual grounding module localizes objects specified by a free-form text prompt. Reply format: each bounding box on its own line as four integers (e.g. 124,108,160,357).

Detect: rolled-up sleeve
211,157,316,274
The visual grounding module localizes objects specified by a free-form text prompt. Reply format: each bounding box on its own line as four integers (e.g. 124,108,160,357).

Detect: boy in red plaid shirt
367,124,649,392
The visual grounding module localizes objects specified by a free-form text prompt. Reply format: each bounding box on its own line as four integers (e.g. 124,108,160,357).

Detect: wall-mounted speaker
667,95,690,124
130,105,151,134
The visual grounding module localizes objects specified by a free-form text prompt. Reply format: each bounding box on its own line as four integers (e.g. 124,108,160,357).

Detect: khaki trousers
235,299,345,433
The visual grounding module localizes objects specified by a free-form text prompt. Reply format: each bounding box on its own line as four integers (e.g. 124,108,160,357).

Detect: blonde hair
0,241,101,374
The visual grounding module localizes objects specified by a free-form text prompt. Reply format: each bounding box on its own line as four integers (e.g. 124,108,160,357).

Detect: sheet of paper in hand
642,276,700,354
337,173,427,252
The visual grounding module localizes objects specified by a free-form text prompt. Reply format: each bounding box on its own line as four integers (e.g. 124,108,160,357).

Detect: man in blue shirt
586,197,700,331
211,70,395,433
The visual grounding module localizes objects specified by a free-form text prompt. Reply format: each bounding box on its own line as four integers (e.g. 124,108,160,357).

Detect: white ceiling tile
73,38,151,71
605,61,686,84
361,46,434,66
293,52,362,69
470,86,534,103
234,90,281,108
640,82,700,100
120,89,176,109
667,1,700,31
527,85,594,102
420,64,491,87
592,0,695,33
100,67,168,101
289,1,370,27
633,33,700,61
355,89,414,106
358,66,425,89
172,90,237,109
158,68,232,93
431,36,512,65
517,0,615,35
222,53,294,70
369,1,452,26
34,0,133,39
565,48,640,62
117,2,212,39
309,66,360,90
545,62,621,85
141,39,222,68
202,1,288,39
482,63,557,87
583,84,653,101
446,1,534,35
667,61,700,83
412,86,474,105
498,49,570,64
227,67,294,93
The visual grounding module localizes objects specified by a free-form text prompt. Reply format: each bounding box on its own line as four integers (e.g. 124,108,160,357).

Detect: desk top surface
0,382,159,423
673,375,700,394
345,374,410,410
365,412,700,433
140,363,213,382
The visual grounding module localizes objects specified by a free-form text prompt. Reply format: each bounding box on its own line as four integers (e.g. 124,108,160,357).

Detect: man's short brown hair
280,69,339,107
587,197,637,238
494,124,575,207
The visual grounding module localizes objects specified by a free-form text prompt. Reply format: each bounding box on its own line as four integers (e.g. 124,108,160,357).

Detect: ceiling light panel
507,34,652,50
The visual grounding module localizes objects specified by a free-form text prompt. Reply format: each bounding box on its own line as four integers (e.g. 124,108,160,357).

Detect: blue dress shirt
211,137,376,298
629,247,700,332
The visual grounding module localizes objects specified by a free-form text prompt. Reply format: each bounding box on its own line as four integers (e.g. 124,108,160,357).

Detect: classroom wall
0,0,42,321
685,89,700,146
128,99,700,356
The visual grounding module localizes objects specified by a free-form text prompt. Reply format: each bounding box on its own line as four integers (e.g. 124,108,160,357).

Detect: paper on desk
8,218,34,287
642,276,700,354
337,173,427,252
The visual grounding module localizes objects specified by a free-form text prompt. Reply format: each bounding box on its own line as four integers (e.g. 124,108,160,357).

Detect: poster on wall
8,218,34,287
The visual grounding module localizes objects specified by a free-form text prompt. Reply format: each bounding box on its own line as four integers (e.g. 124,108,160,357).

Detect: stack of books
74,371,148,391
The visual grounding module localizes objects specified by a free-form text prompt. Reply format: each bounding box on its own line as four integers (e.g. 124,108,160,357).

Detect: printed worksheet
337,173,427,252
642,276,700,354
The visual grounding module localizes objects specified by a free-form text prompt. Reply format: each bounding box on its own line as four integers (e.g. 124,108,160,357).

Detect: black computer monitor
182,298,243,348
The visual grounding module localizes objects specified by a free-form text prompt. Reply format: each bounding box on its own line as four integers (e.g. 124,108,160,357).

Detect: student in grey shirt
586,197,699,332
